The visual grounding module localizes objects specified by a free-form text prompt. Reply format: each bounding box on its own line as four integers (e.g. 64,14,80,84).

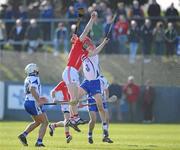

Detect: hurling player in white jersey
81,54,113,143
18,63,49,147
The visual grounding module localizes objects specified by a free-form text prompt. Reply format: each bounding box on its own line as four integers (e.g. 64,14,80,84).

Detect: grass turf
0,121,180,150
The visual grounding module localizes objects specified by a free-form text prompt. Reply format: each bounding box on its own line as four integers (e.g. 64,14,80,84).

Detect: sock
88,132,92,138
65,132,70,138
102,122,108,131
37,138,42,144
23,131,28,137
102,122,109,137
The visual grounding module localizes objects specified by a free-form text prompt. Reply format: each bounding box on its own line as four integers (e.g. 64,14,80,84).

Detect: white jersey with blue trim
24,75,41,101
82,55,100,81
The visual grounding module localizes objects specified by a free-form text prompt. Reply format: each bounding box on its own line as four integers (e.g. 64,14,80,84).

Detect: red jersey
52,81,70,101
67,38,88,70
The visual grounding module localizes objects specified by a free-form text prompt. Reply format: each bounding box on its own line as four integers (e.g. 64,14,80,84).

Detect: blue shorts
88,98,108,112
24,100,45,116
80,79,101,96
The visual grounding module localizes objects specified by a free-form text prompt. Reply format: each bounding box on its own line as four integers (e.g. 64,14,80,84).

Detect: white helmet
25,63,39,75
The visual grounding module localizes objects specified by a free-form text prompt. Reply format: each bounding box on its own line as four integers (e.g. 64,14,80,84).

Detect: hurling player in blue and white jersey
87,75,111,144
18,63,49,147
79,53,113,144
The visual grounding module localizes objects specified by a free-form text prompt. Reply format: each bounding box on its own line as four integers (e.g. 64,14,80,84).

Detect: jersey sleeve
29,76,39,89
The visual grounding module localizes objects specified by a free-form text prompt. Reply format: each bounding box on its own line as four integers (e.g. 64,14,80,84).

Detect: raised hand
91,11,98,20
69,100,79,106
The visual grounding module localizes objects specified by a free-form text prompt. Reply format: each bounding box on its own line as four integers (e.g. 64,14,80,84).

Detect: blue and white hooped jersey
24,75,41,101
82,55,100,81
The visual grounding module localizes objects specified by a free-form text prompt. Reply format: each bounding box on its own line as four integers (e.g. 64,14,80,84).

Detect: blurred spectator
108,82,122,121
53,22,68,55
91,3,98,12
86,5,94,20
18,5,28,30
18,5,28,20
0,4,8,19
25,19,42,54
40,0,54,41
123,76,140,122
117,2,127,18
4,4,14,19
114,15,129,54
4,4,14,39
141,80,155,123
90,17,103,45
128,0,144,26
165,3,179,24
152,21,165,56
147,0,161,27
66,6,77,29
141,19,153,63
177,37,180,56
0,20,6,49
98,2,108,21
104,7,113,19
28,2,40,18
164,22,177,59
9,19,25,51
128,20,140,63
103,15,116,54
74,0,88,16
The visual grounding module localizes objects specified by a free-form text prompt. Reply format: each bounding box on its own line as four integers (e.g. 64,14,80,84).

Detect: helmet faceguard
25,63,39,76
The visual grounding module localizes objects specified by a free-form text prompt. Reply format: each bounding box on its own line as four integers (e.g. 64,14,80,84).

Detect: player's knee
98,108,104,112
97,104,104,112
96,101,103,110
42,120,48,128
39,117,48,126
94,94,103,104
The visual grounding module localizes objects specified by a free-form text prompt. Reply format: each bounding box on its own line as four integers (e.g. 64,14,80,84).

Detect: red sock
73,114,79,119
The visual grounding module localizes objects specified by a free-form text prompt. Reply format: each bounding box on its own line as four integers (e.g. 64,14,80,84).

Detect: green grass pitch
0,121,180,150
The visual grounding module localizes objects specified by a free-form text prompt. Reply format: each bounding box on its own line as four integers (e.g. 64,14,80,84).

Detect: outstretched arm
88,37,109,56
79,11,97,41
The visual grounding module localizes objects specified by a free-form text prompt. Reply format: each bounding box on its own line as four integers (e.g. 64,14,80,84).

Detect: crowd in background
0,0,179,62
108,75,155,123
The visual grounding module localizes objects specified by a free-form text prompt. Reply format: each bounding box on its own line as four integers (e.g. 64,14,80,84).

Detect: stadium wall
4,82,89,121
2,82,180,123
0,81,5,120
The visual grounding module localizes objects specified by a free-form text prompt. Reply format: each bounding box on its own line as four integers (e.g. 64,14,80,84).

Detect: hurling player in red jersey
48,81,73,143
62,11,109,127
62,11,95,125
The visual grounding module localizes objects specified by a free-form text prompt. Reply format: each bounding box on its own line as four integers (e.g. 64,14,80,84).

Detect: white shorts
62,66,80,85
61,104,70,112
